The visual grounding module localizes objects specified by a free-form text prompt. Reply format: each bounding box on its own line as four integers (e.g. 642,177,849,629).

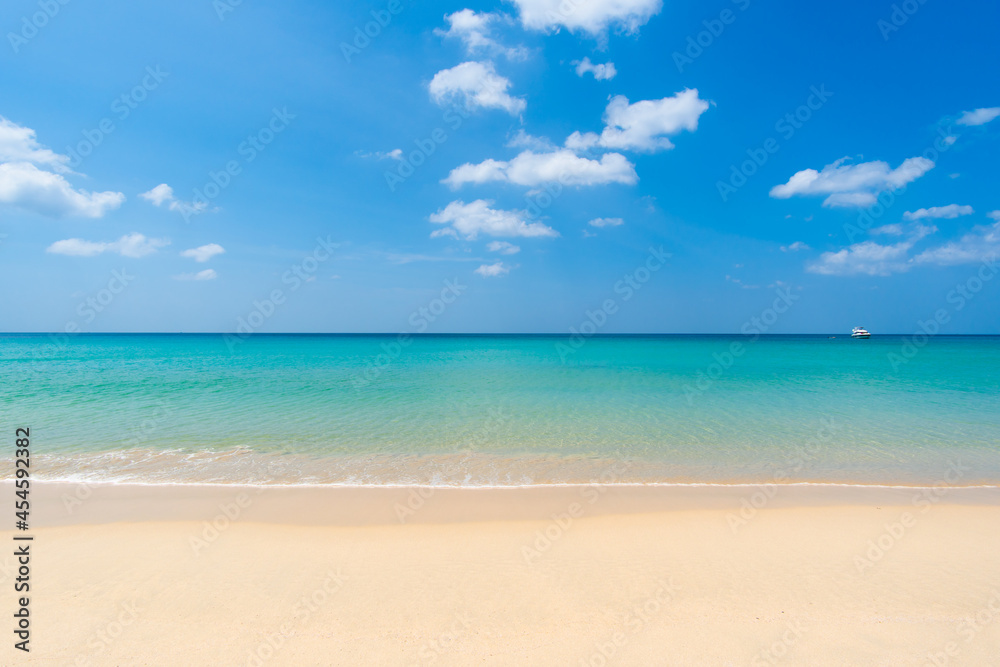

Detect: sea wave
4,447,999,488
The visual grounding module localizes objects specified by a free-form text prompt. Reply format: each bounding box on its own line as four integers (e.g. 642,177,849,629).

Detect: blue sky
0,0,998,333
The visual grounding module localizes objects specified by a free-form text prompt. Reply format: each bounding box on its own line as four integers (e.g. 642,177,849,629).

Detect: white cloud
770,156,935,208
779,241,810,252
438,9,494,50
46,233,169,258
807,224,935,276
989,211,1000,222
174,269,218,281
0,118,124,218
444,149,636,188
808,241,911,277
140,183,174,206
429,199,559,240
428,61,526,115
903,204,974,221
810,215,1000,275
574,57,617,80
0,162,126,218
436,9,527,59
511,0,662,37
180,243,225,263
356,148,403,161
956,107,1000,127
0,117,72,173
588,217,623,228
913,220,1000,266
870,224,904,236
139,183,208,216
505,129,557,151
487,240,521,254
474,261,511,277
822,192,880,208
565,89,710,153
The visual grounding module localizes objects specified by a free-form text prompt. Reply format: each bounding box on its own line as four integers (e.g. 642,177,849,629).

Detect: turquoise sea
2,333,998,486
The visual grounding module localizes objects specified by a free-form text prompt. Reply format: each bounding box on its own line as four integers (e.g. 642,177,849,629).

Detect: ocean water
1,333,998,486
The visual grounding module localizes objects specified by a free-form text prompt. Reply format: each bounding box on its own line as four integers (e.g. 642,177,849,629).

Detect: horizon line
3,332,999,337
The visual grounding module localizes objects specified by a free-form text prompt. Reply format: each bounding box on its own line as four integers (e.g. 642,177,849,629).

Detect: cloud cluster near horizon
808,215,1000,276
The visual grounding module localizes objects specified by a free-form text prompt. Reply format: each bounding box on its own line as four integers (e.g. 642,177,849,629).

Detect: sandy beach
3,482,999,665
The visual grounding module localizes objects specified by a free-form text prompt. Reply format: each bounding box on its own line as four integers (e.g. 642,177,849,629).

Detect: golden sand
3,482,999,665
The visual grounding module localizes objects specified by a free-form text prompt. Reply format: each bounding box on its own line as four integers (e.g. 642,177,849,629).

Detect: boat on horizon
851,326,871,339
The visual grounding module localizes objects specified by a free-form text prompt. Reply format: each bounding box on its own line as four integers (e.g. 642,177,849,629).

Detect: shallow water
2,333,998,486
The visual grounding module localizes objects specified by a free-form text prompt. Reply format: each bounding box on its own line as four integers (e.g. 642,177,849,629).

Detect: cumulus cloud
139,183,208,216
807,224,938,276
505,129,557,151
429,199,558,240
436,9,527,59
474,261,511,277
913,220,1000,266
487,240,521,254
780,241,810,252
0,117,72,173
565,89,710,153
0,117,125,218
810,239,915,276
174,269,218,281
574,57,617,80
46,233,169,258
810,212,1000,276
870,224,904,236
443,149,636,188
140,183,174,206
428,61,526,115
588,217,623,228
180,243,225,262
437,9,494,50
956,107,1000,127
0,162,126,218
903,204,974,221
770,156,935,208
511,0,662,37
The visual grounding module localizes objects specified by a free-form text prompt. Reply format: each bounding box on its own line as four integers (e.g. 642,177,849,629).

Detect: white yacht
851,326,871,339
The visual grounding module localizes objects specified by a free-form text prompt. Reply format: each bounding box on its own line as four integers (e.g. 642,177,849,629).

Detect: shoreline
15,480,1000,527
21,479,1000,489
